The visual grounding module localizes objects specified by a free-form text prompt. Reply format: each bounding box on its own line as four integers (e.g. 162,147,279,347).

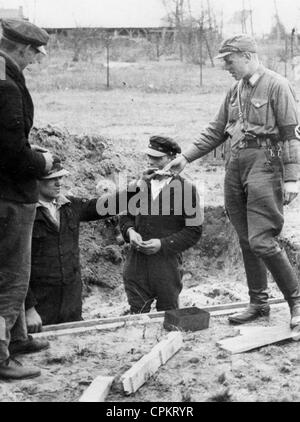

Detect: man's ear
18,44,30,57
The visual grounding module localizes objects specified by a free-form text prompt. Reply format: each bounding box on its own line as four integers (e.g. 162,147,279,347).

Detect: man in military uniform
0,19,54,380
166,35,300,327
120,136,202,313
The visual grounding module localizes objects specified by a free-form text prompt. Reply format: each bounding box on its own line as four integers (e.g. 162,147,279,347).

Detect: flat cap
215,34,257,59
41,158,69,180
1,19,49,54
145,136,181,157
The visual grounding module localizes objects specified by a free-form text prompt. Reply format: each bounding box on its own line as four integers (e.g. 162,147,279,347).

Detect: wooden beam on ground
79,376,114,402
33,322,125,339
121,332,183,395
40,298,285,333
42,314,155,332
218,324,300,354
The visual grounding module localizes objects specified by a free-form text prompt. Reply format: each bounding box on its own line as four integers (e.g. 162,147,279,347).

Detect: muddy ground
1,122,300,402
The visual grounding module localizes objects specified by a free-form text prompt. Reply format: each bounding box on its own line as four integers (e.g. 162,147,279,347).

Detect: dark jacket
119,175,203,312
120,175,203,254
25,196,101,324
0,51,47,203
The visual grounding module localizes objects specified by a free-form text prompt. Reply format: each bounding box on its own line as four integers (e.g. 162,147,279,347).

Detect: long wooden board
218,324,300,354
121,332,183,395
79,376,114,402
33,322,125,339
40,298,285,333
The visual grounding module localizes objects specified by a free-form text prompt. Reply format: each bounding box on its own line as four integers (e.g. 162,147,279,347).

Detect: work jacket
25,196,101,324
0,51,47,203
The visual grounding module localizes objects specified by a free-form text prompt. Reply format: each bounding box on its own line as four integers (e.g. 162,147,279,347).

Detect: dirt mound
29,125,246,298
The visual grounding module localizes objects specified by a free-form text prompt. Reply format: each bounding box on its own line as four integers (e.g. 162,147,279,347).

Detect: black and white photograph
0,0,300,405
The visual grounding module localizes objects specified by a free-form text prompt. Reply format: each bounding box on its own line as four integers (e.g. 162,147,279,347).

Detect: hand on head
163,155,188,175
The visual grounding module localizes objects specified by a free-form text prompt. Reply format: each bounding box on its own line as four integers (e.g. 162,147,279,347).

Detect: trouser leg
0,201,36,364
244,149,300,309
123,277,155,314
10,305,28,343
225,155,268,304
123,252,155,314
150,254,183,312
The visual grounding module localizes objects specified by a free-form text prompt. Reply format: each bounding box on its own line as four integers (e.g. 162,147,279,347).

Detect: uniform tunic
183,64,300,304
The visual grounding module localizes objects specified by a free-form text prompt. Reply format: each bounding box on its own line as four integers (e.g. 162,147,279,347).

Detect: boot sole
228,313,270,325
0,372,41,380
9,344,50,357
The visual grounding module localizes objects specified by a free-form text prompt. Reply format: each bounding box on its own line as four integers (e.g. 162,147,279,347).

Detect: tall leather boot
263,250,300,328
228,248,270,324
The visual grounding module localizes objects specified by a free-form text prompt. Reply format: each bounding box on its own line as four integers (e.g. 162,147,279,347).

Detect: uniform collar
244,64,265,87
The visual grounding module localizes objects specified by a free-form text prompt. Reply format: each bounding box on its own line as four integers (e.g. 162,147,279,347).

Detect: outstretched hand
163,155,188,175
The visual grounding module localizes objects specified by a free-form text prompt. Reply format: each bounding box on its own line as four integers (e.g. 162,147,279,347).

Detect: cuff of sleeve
121,223,134,242
160,238,172,254
42,152,53,172
182,144,203,163
25,293,37,311
284,163,300,182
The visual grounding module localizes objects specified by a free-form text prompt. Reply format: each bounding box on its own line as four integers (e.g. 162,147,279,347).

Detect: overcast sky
0,0,299,35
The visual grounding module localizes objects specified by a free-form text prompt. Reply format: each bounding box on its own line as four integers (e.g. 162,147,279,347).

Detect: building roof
0,7,24,20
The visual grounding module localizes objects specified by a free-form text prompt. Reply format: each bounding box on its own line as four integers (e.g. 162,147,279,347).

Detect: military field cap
145,136,181,157
215,34,257,59
41,158,69,180
1,19,49,55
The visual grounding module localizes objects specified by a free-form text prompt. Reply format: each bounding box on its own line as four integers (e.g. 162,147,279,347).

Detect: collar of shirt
244,64,266,87
151,176,173,200
0,49,20,72
38,194,70,221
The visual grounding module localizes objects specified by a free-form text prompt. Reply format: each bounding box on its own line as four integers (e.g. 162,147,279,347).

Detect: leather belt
238,137,282,149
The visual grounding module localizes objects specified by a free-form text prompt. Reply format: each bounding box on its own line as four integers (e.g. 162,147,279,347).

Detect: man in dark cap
120,136,203,313
166,34,300,328
23,159,131,331
0,19,55,380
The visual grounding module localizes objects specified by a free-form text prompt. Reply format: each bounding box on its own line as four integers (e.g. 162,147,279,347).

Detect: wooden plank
79,376,114,402
121,332,183,395
218,324,300,354
211,302,285,317
33,322,125,339
42,314,155,332
41,298,285,333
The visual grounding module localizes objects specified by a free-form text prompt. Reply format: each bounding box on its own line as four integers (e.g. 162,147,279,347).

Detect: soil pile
29,125,281,313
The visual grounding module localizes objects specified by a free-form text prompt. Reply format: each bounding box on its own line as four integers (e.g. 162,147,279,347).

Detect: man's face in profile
146,154,171,171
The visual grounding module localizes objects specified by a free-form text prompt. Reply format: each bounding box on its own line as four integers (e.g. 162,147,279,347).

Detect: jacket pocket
249,98,268,125
228,102,239,123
